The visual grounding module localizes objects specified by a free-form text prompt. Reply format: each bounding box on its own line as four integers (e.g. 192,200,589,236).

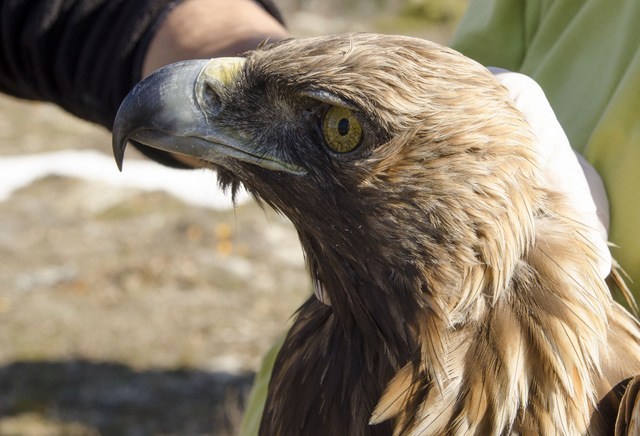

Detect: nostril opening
198,78,225,118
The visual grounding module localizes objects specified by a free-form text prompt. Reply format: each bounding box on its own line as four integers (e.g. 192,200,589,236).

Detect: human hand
142,0,288,77
490,68,611,279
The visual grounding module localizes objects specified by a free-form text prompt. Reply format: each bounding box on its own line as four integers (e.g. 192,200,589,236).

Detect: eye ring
321,106,364,153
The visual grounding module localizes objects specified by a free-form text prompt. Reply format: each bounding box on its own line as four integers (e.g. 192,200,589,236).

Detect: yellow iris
321,106,363,153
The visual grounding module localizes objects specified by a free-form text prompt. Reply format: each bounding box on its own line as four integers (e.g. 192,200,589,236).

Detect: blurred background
0,1,466,434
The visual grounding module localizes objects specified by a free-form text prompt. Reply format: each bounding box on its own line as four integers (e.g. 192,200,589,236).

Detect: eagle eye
321,106,364,153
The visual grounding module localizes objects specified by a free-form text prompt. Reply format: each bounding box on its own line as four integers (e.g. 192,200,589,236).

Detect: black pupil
337,118,350,136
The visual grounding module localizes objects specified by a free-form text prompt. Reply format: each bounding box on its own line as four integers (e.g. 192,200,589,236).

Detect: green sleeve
450,0,529,71
452,0,640,298
240,334,284,436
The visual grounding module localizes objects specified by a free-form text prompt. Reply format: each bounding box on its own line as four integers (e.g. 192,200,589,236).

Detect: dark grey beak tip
112,137,127,172
112,86,138,172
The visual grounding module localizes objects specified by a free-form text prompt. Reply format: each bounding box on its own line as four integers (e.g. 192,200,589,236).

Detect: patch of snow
0,150,249,210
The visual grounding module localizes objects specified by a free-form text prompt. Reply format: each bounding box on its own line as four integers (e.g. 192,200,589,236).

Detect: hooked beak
112,58,305,175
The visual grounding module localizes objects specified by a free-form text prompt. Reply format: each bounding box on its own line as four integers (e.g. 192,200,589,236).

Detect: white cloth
491,68,612,279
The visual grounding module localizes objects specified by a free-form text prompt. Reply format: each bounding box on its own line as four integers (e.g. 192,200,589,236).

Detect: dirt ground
0,4,460,435
0,91,312,435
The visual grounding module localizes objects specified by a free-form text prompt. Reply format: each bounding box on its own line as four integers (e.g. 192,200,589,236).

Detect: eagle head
114,34,540,328
113,34,622,434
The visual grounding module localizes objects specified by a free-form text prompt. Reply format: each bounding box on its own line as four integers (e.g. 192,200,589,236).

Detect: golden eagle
113,34,640,434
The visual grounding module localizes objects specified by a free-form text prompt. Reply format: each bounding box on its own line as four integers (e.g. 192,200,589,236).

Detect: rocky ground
0,3,461,434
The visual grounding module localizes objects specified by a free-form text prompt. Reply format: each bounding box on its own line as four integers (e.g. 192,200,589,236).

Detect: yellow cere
321,106,364,153
203,57,246,86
